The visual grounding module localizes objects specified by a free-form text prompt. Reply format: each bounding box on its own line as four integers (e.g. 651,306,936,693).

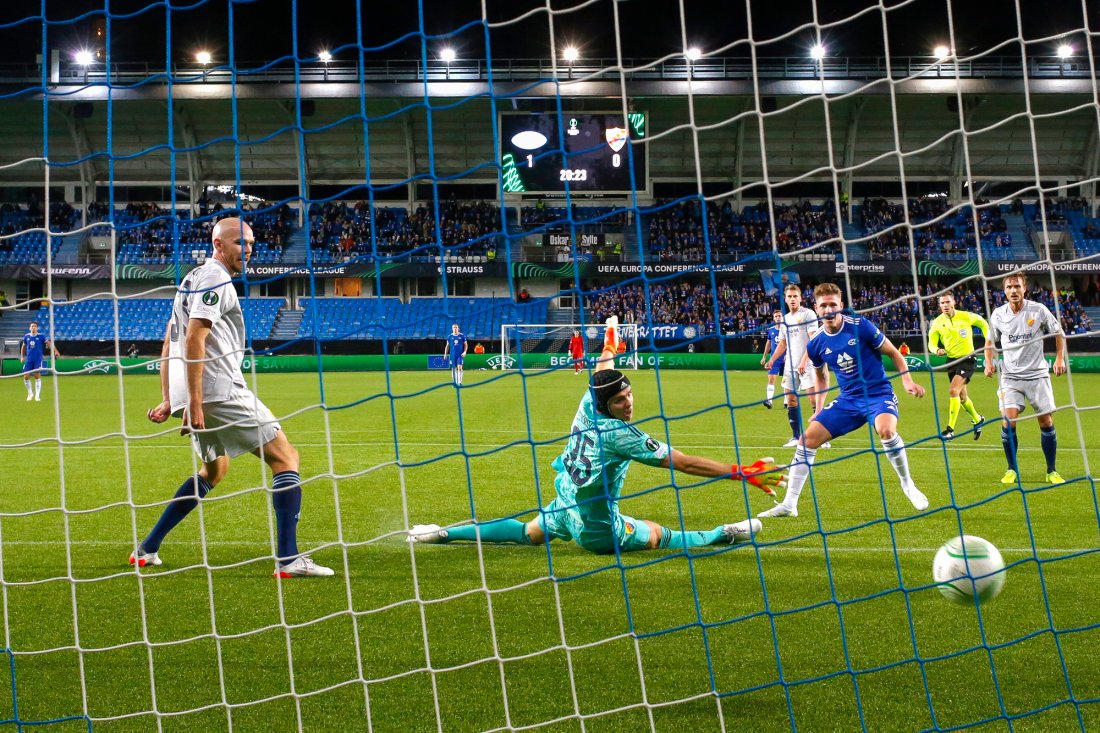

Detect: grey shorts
191,387,282,463
998,376,1056,417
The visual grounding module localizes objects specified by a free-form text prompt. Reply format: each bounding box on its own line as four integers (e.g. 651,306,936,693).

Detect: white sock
25,380,32,397
781,445,817,510
766,384,775,401
34,380,41,398
881,434,912,485
457,370,463,385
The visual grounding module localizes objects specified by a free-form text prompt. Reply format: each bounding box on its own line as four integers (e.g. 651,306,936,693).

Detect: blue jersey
22,332,47,362
806,316,890,397
446,332,467,357
766,324,785,374
767,324,781,351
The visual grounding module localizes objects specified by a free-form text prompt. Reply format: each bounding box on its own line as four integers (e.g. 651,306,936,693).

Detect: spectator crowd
309,200,503,260
861,197,1014,260
642,199,840,261
586,279,1093,338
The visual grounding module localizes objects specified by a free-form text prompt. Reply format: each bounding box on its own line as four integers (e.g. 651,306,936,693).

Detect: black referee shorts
946,356,977,383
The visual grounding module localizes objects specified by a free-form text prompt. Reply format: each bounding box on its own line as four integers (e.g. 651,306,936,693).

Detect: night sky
0,0,1097,67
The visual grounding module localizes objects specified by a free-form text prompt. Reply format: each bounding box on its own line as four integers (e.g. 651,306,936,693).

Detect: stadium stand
643,199,840,261
296,297,548,341
41,297,284,340
307,201,505,264
85,204,294,265
859,198,1030,261
0,200,74,264
585,280,1093,338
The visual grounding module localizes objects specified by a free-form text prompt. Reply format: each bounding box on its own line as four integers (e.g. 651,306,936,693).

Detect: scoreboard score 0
499,112,647,194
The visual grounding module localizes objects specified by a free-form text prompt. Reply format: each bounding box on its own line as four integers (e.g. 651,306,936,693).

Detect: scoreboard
499,112,647,194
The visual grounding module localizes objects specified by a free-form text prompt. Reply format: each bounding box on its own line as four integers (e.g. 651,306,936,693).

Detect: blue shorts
768,357,785,376
22,359,43,375
449,355,464,367
538,479,652,554
813,390,899,439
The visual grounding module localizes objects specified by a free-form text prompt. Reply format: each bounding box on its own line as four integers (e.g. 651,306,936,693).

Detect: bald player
131,217,334,578
408,319,785,554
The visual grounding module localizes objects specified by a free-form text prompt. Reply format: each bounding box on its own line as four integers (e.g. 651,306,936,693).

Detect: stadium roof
0,83,1094,190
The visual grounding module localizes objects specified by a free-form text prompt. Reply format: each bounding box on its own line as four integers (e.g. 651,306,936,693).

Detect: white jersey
777,306,819,374
988,299,1061,381
168,259,247,413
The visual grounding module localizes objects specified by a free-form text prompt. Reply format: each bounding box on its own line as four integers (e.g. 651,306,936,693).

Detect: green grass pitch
0,367,1097,732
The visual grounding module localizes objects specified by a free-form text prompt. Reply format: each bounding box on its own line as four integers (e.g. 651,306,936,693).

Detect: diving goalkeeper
409,318,785,554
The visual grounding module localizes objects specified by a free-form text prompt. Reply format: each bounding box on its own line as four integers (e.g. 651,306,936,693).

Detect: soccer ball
932,535,1006,605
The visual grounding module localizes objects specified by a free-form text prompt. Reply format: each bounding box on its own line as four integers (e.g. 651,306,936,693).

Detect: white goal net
2,0,1100,731
500,323,640,371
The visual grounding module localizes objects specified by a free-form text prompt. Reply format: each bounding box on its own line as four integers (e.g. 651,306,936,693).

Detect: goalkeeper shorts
538,494,652,554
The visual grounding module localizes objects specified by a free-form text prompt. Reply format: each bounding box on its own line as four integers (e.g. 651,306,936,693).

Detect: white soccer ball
932,535,1006,605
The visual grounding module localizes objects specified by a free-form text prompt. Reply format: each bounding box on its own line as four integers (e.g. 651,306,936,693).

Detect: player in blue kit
443,323,467,385
408,319,786,554
20,321,58,402
760,310,784,408
759,283,928,518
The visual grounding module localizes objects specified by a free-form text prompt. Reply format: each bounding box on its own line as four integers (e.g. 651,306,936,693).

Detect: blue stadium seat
43,297,284,340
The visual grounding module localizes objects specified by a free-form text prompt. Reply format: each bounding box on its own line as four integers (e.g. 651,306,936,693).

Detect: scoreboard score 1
499,112,647,194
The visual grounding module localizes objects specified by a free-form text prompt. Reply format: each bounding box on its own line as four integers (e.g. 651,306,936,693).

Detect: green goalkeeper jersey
928,309,989,359
551,391,670,507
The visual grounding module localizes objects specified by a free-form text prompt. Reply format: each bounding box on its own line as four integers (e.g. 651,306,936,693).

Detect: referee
928,291,988,440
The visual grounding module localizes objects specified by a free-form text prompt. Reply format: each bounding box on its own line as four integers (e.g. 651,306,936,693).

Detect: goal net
0,0,1097,731
500,323,640,371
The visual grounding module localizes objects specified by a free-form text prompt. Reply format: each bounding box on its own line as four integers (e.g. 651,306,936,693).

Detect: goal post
500,322,639,371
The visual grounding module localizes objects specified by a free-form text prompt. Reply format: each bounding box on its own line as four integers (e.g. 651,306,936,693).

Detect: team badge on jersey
623,520,636,534
202,291,219,306
645,438,659,452
1027,318,1035,327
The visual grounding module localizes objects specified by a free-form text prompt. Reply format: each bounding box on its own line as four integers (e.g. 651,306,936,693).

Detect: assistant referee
928,291,989,440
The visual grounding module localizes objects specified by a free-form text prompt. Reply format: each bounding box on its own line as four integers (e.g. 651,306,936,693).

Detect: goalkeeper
409,318,784,554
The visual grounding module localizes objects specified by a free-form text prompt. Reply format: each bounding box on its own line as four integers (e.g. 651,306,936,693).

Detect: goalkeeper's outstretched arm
595,316,620,373
659,449,786,497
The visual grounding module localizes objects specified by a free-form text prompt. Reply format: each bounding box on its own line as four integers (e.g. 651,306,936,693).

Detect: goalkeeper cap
590,369,631,416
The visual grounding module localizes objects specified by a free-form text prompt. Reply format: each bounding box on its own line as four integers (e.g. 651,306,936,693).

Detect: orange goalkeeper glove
731,457,785,497
603,327,619,353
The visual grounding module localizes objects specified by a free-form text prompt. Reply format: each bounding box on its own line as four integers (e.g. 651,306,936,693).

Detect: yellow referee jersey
928,310,990,359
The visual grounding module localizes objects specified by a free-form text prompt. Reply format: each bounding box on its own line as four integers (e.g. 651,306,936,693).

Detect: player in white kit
984,272,1067,486
131,217,334,578
765,284,830,448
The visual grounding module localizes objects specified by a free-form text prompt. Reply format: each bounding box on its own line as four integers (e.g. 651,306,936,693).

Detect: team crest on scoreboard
605,127,628,152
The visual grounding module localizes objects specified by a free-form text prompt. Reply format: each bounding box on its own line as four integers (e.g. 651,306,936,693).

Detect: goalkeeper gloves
732,457,785,497
603,319,620,353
